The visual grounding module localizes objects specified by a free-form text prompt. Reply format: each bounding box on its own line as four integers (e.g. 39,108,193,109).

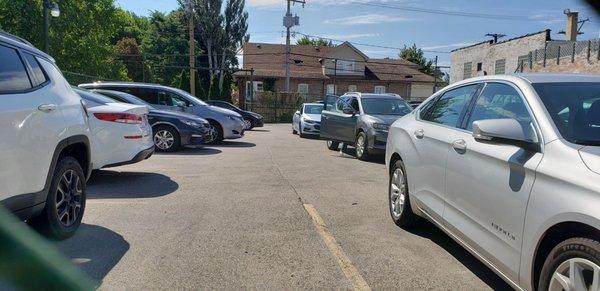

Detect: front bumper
253,118,264,128
223,118,245,139
301,122,321,135
180,127,212,146
367,128,388,154
103,145,154,168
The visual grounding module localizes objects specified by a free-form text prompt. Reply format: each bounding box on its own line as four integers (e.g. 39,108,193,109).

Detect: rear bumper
102,146,154,168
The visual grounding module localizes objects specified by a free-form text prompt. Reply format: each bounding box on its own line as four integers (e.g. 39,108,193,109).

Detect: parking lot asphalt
55,124,512,290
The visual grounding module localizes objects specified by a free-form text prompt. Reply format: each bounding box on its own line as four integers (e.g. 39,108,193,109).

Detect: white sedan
292,103,323,138
74,88,154,169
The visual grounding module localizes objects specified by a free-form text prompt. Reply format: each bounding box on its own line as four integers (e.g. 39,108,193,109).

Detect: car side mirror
342,107,356,115
295,111,300,115
472,119,539,152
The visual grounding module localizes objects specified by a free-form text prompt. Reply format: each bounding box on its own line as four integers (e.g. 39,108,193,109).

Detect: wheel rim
243,119,252,130
154,130,174,150
549,258,600,291
356,135,365,157
55,169,82,227
327,140,332,147
207,124,219,142
390,168,406,218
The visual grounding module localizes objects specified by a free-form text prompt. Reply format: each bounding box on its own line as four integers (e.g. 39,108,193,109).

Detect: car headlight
372,123,390,131
227,115,241,121
181,119,202,128
302,117,315,124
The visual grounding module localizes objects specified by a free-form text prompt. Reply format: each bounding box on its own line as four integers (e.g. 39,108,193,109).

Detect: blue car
92,89,213,152
206,100,264,130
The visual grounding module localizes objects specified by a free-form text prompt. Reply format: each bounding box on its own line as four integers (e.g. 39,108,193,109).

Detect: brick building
450,30,551,84
234,42,436,107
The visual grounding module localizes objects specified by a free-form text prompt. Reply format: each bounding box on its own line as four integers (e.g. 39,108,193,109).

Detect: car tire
389,160,418,228
292,123,297,135
207,120,224,144
299,123,306,138
244,118,254,130
355,132,370,161
327,140,339,151
538,237,600,291
28,157,86,240
153,125,180,152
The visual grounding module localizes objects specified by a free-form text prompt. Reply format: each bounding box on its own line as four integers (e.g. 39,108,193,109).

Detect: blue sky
115,0,600,67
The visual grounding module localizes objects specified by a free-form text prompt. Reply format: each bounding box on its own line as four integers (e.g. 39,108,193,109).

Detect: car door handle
38,103,57,112
452,139,467,153
414,129,424,139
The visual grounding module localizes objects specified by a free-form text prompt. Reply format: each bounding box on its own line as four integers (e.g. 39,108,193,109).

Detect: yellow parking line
303,204,372,291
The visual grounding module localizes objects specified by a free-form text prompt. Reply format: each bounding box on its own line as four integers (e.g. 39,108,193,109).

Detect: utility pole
283,0,305,92
432,56,438,94
187,0,196,96
42,0,60,53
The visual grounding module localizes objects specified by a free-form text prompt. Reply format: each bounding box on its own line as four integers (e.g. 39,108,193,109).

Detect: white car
292,103,323,137
0,32,91,239
74,88,154,169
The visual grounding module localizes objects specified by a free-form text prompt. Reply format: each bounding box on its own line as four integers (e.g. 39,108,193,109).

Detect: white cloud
421,42,475,50
323,13,412,25
530,13,563,24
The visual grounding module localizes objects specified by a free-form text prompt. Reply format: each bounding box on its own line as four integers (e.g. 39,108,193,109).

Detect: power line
347,1,540,21
292,32,451,54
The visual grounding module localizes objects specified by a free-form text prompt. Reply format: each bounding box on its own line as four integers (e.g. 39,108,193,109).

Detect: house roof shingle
234,42,435,83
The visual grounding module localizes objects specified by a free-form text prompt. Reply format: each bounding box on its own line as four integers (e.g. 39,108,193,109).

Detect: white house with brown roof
234,42,436,106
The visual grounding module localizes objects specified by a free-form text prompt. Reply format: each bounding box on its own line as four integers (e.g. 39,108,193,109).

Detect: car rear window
21,53,48,87
0,45,32,93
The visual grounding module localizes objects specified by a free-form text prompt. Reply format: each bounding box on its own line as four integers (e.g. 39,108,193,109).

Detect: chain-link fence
245,92,324,123
516,39,600,72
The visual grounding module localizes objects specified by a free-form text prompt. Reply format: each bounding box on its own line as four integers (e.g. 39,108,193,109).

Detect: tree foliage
399,44,434,76
296,36,333,47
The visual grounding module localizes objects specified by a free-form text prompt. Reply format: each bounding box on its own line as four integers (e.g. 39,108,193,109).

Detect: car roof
347,93,404,99
78,81,172,90
303,103,322,106
0,31,54,62
515,73,600,84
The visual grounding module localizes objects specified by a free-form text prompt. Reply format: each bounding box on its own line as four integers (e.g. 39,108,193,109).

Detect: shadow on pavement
55,224,129,285
213,141,256,148
88,171,178,199
332,146,385,164
249,129,270,132
158,147,222,156
405,220,512,290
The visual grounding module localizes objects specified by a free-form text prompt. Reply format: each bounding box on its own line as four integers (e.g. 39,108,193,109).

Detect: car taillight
93,113,143,124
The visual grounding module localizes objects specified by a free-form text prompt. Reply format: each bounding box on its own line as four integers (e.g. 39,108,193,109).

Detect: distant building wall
450,30,550,84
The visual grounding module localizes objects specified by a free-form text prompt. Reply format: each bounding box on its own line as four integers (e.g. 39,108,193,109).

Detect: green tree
399,44,434,76
296,36,333,47
0,0,129,81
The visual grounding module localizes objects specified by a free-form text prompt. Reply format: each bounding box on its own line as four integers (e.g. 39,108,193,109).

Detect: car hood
150,109,208,123
579,146,600,175
367,114,403,125
207,105,242,117
303,113,321,122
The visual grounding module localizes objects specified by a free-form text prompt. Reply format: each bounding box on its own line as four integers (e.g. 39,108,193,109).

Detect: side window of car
350,97,359,112
422,84,479,128
465,83,536,139
160,91,189,107
0,45,32,93
21,53,48,87
136,88,159,104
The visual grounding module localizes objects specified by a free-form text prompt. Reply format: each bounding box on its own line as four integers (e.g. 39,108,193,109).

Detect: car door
407,84,480,222
443,82,543,281
320,94,340,140
0,46,64,200
338,96,359,143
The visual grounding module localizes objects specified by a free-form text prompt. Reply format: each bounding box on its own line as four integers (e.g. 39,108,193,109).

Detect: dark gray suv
320,93,412,160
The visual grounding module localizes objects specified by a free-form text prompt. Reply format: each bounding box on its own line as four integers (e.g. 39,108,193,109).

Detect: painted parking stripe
303,204,372,291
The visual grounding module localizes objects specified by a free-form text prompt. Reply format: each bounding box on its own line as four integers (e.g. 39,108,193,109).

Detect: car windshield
304,104,323,114
533,82,600,146
171,88,207,105
360,98,413,116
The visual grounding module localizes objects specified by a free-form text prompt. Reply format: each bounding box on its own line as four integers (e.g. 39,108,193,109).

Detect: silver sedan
385,74,600,291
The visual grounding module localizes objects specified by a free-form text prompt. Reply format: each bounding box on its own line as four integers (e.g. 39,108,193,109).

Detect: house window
298,83,309,95
476,62,483,72
245,81,263,101
374,85,386,94
327,84,336,94
336,60,356,74
255,82,264,92
348,85,357,92
495,59,506,74
463,62,472,79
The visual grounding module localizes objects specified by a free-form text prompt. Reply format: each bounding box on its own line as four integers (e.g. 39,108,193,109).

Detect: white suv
0,32,91,240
